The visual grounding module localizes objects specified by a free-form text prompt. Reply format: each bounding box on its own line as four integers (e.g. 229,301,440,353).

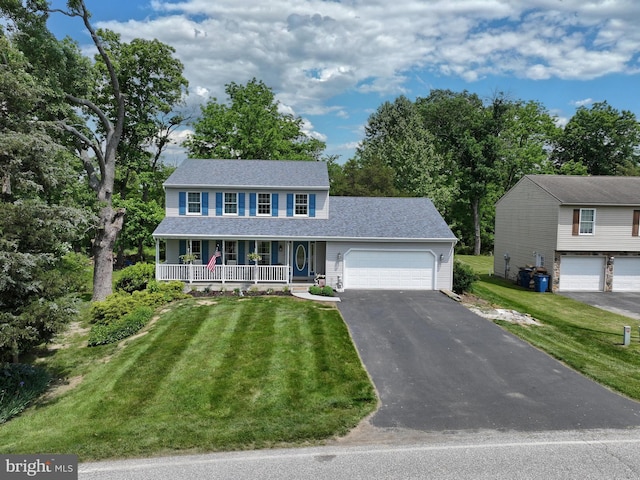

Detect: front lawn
458,255,640,401
0,297,376,460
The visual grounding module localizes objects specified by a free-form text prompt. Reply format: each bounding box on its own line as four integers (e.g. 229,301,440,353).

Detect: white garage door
559,256,604,292
613,257,640,292
344,249,435,290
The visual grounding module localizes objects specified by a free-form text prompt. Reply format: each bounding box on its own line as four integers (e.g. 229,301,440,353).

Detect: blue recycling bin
519,269,532,288
534,274,549,292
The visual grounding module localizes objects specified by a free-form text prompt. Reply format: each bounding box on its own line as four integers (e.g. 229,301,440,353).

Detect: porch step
290,285,311,293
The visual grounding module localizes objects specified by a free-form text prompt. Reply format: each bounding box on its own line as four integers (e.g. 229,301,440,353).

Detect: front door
293,241,309,277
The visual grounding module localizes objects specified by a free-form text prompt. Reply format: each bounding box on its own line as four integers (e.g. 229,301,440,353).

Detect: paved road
337,290,640,431
559,292,640,320
79,429,640,479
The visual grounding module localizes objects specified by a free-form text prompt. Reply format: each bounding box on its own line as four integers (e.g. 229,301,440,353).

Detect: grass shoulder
458,255,640,401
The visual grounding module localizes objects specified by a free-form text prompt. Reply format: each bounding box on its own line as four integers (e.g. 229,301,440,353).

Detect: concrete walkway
291,291,341,302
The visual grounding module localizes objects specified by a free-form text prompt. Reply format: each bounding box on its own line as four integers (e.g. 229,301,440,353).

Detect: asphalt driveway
559,292,640,320
337,290,640,432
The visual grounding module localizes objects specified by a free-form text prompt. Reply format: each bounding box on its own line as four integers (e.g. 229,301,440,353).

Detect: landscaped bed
0,297,376,460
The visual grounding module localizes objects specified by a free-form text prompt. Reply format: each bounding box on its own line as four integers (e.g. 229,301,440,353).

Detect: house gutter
152,233,458,243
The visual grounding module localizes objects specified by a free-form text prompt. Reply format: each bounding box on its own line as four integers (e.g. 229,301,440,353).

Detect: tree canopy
184,78,325,161
0,30,89,362
552,101,640,176
335,90,561,254
1,0,187,300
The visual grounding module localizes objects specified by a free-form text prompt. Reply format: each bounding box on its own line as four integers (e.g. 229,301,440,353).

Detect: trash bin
533,274,549,292
519,269,532,288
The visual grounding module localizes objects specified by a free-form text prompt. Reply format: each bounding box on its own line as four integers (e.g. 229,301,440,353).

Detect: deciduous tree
356,96,452,209
184,78,325,161
2,1,187,300
552,101,640,176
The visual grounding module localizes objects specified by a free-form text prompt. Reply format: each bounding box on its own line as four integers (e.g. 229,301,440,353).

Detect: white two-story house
494,175,640,292
152,159,457,291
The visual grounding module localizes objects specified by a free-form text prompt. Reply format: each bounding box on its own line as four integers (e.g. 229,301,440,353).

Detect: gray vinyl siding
557,206,640,251
325,241,454,291
494,177,559,281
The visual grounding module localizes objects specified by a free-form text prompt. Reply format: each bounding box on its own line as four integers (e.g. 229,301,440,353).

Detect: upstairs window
295,194,308,216
579,208,595,235
258,193,271,216
224,192,238,215
187,192,201,215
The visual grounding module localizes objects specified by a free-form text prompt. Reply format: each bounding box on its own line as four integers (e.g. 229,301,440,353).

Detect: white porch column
286,241,291,284
254,239,258,284
155,239,160,280
188,239,193,284
221,240,226,284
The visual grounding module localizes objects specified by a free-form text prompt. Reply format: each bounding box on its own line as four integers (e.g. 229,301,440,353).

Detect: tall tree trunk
92,205,125,301
137,238,145,262
472,197,481,255
12,340,19,364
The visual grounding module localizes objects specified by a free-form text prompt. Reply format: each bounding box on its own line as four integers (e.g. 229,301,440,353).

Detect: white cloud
98,1,640,106
89,1,640,158
571,98,594,107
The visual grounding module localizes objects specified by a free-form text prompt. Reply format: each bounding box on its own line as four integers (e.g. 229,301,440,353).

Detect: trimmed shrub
91,281,187,325
115,263,156,293
308,285,335,297
321,285,334,297
88,306,154,346
453,260,479,294
308,285,322,295
0,363,51,424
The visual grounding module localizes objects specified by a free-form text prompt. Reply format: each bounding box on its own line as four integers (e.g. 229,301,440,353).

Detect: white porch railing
156,264,289,284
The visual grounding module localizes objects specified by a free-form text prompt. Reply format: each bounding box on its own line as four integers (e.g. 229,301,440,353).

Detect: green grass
458,254,494,275
458,255,640,401
0,297,376,461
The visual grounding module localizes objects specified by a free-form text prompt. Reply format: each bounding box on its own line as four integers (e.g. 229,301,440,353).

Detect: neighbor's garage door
344,249,435,290
559,256,604,292
613,257,640,292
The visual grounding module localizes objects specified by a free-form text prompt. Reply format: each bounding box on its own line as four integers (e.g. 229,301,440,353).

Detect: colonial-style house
494,175,640,292
152,159,457,291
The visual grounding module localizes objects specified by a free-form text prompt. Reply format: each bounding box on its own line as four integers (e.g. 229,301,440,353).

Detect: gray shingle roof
526,175,640,205
153,196,456,241
164,159,330,189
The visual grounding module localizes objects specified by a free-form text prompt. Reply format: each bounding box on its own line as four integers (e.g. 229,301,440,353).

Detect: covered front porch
154,238,326,285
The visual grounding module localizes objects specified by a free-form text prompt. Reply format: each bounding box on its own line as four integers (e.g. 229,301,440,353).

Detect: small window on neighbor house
579,208,595,235
187,192,201,214
224,192,238,215
258,193,271,215
633,210,640,237
295,194,308,216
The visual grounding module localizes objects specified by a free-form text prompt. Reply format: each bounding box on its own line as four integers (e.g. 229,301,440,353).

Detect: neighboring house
494,175,640,292
152,159,457,291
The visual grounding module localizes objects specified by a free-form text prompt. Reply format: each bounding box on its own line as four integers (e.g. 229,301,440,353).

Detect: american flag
207,247,221,271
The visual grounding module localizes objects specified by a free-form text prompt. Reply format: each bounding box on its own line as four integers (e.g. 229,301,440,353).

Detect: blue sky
46,0,640,164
